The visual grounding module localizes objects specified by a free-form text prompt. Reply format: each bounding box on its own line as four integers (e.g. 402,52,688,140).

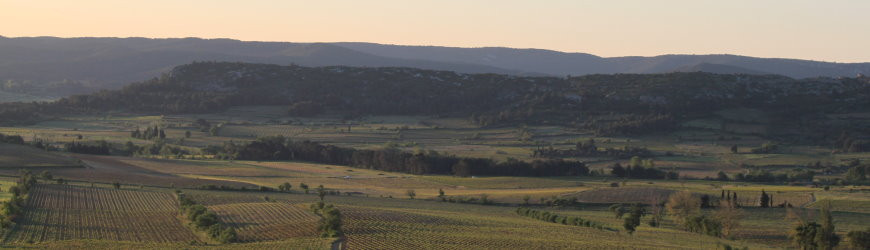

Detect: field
183,190,772,249
209,202,321,242
5,184,198,243
0,109,868,249
0,144,81,168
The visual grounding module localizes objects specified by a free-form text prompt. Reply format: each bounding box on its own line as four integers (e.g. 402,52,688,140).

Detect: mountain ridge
2,36,869,101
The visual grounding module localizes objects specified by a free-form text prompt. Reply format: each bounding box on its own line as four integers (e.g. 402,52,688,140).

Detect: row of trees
65,141,111,155
515,207,608,231
610,157,678,179
532,142,652,159
206,136,591,177
0,133,25,145
130,126,165,140
176,191,237,243
665,191,742,238
735,168,815,183
0,171,37,233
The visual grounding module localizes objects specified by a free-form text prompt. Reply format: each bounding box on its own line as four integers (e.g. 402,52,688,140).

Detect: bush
847,228,870,249
317,204,343,237
684,215,722,237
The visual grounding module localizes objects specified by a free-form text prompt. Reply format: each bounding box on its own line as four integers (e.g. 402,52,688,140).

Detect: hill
2,37,870,101
2,62,869,145
671,63,770,75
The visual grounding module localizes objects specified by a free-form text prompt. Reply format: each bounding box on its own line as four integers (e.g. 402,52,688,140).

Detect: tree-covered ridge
2,62,869,139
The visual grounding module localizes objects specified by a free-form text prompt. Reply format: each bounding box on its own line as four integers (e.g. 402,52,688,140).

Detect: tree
522,195,531,205
452,160,472,177
684,215,722,237
716,171,730,181
790,201,840,250
846,165,867,183
792,222,821,249
218,227,237,243
623,203,645,234
316,185,326,201
112,182,121,189
611,163,627,178
666,191,700,224
300,183,309,194
319,205,343,237
760,190,770,208
480,194,491,205
406,189,416,199
648,197,665,227
730,145,738,154
278,182,292,192
714,200,742,238
610,204,626,219
185,130,192,138
209,126,219,136
815,203,839,249
700,195,712,208
846,228,870,249
732,192,738,207
40,170,52,180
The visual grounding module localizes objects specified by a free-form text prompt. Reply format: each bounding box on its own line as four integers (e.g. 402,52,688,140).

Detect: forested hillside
2,62,869,144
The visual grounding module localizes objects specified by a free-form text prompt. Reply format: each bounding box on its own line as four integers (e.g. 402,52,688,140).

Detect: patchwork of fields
0,109,867,249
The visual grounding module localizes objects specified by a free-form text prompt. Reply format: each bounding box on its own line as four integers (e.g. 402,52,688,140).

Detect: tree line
0,170,37,234
130,126,166,140
3,62,867,143
176,191,237,243
0,133,25,145
610,157,679,179
205,136,591,177
515,207,610,231
532,139,652,159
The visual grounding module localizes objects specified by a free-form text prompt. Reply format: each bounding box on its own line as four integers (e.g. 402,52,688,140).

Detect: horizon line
3,35,867,64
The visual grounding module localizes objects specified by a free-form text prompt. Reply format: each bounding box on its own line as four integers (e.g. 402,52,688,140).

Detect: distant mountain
1,36,869,101
337,42,870,78
671,63,770,75
0,37,521,99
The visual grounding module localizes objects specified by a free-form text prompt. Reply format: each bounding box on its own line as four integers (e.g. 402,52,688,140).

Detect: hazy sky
2,0,869,62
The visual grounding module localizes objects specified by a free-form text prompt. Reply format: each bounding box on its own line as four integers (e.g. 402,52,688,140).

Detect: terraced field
4,184,198,243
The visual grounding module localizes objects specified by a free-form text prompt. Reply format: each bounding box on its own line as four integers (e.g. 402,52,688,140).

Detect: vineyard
4,184,198,243
209,202,321,242
338,204,755,249
572,187,676,204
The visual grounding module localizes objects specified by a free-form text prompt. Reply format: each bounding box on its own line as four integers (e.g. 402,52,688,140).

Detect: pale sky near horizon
2,0,869,62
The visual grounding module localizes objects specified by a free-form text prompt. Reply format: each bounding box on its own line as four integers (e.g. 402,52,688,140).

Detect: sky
2,0,869,62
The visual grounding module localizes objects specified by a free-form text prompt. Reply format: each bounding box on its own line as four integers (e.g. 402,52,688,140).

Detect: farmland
4,184,198,243
0,107,868,249
209,202,321,242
